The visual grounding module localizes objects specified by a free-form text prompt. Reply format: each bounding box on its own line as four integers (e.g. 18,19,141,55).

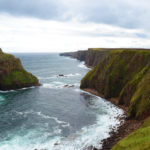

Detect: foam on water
51,96,124,150
78,62,90,70
0,94,124,150
65,73,81,77
0,86,35,93
38,73,81,80
42,82,79,89
42,82,65,89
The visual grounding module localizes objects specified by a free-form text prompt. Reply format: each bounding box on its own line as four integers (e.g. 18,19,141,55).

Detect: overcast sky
0,0,150,52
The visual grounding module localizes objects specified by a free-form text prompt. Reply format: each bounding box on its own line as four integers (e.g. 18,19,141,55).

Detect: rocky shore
83,88,143,150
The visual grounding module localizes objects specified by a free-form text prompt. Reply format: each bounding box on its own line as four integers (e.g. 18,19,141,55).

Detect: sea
0,53,124,150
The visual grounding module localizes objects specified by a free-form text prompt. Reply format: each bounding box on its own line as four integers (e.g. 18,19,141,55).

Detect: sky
0,0,150,52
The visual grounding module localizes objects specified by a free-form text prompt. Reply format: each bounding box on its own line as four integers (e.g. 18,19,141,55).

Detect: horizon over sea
0,53,124,150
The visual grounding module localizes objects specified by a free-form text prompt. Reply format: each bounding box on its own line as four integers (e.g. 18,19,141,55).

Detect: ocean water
0,53,124,150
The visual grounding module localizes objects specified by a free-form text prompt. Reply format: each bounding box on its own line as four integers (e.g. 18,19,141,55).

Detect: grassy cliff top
0,49,39,90
88,48,150,52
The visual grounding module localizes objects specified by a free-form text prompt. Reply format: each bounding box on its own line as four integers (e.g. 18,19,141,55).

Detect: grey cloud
63,0,150,30
0,0,150,31
0,0,63,19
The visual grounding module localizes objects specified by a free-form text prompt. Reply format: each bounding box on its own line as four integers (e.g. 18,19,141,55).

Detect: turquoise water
0,53,123,150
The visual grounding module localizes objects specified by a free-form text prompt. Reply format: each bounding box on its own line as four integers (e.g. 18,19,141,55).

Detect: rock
59,74,64,76
54,142,60,146
64,84,74,88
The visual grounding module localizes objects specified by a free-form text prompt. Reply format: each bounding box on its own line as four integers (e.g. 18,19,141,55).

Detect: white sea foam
42,82,64,89
42,81,78,89
0,89,16,93
14,110,70,127
78,62,89,69
0,86,35,93
66,73,81,77
38,73,81,80
51,97,124,150
9,94,124,150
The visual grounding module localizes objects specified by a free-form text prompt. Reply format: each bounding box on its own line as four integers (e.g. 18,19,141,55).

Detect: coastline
83,88,143,150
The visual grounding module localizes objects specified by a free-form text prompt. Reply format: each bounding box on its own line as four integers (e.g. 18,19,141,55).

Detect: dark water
0,53,123,150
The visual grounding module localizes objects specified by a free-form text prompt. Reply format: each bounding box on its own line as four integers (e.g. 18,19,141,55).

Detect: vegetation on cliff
61,48,150,149
0,49,39,90
80,49,150,120
60,48,110,67
112,117,150,150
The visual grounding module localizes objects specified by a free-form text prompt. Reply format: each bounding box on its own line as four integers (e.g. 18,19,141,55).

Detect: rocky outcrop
0,49,40,90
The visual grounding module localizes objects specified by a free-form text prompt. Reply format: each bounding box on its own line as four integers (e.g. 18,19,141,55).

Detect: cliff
60,48,110,67
60,48,147,67
80,49,150,120
0,49,39,90
78,49,150,150
61,48,150,149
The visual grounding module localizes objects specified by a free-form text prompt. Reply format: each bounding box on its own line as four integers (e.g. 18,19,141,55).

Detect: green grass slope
0,49,39,90
80,49,150,119
112,117,150,150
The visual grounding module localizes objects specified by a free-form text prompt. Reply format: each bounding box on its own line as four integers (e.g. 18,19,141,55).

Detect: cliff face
60,48,110,67
0,49,39,90
61,48,150,149
80,50,150,120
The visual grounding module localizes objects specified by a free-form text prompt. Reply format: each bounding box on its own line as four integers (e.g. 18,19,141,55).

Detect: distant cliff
0,49,39,90
60,48,111,67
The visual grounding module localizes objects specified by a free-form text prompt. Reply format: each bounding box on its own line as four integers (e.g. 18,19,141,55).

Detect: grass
80,48,150,150
0,49,39,90
80,49,150,119
112,117,150,150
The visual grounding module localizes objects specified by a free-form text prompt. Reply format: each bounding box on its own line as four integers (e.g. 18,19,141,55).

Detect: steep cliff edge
60,48,110,67
80,50,150,120
60,48,146,68
0,49,39,90
61,48,150,149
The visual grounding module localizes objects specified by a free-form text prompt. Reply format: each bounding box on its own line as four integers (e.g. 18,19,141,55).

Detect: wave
78,62,89,69
42,82,79,89
0,86,36,93
14,110,70,130
42,82,64,89
3,96,124,150
36,112,69,125
65,73,81,77
38,73,81,80
52,97,124,150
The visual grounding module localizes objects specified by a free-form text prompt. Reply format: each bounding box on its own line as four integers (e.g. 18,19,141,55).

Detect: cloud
0,14,149,53
0,0,149,31
0,0,63,19
61,0,150,30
